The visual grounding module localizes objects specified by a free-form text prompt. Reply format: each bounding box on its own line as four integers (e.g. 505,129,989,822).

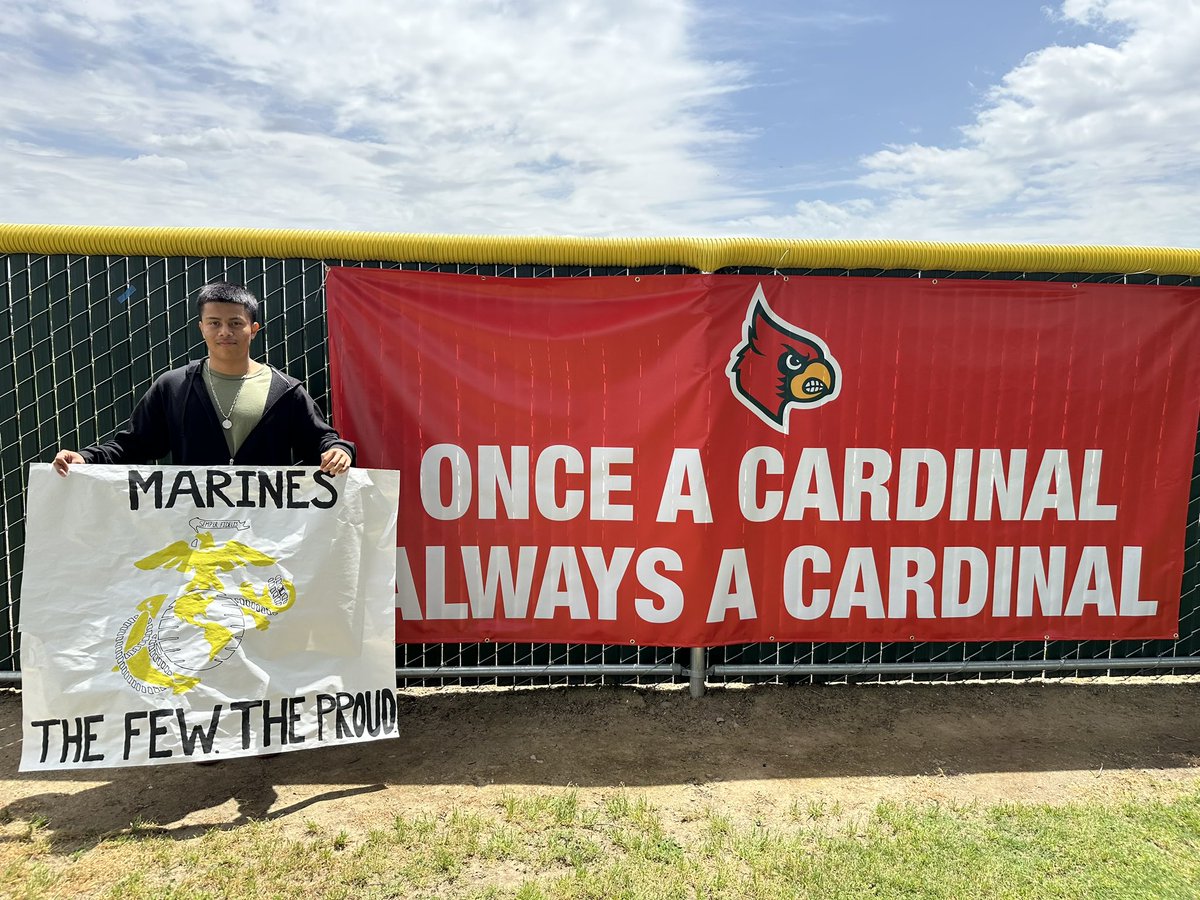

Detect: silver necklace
205,362,247,430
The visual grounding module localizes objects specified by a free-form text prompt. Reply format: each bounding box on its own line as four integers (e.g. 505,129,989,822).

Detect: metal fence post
689,646,706,698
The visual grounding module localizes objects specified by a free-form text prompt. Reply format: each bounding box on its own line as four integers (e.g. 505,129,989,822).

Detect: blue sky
0,0,1195,245
708,2,1100,197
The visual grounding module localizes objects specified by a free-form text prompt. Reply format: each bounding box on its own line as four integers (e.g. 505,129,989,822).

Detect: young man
53,282,353,475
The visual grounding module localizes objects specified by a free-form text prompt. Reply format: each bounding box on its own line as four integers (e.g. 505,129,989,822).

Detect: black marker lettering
177,706,222,756
148,709,173,759
312,470,339,509
166,471,203,509
288,695,306,744
258,470,284,507
128,471,163,510
286,470,310,508
206,470,234,507
123,711,148,760
316,693,336,740
82,714,105,762
230,700,262,749
29,719,55,764
235,470,257,508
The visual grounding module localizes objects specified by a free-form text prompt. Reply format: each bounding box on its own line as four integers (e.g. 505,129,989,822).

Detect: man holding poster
22,282,399,771
52,281,354,474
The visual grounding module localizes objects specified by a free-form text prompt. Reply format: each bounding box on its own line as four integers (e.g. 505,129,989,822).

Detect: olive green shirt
202,363,272,456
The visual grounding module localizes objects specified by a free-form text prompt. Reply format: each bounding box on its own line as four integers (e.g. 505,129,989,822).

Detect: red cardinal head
726,285,839,432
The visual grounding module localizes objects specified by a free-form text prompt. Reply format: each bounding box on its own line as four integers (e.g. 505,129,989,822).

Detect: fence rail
3,231,1199,687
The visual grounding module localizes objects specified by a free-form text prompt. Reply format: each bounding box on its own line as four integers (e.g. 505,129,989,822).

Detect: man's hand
52,450,86,477
319,447,352,475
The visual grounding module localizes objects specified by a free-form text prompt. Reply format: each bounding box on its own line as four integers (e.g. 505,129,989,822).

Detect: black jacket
80,360,356,466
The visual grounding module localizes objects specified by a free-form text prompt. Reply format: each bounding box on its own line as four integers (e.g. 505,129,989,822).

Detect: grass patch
4,791,1200,898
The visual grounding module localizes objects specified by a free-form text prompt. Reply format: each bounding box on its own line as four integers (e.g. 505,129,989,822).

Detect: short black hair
196,282,260,324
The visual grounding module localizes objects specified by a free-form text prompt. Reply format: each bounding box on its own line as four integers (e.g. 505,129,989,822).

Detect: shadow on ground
2,681,1196,848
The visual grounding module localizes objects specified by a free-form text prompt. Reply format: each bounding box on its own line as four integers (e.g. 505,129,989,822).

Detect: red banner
326,267,1200,646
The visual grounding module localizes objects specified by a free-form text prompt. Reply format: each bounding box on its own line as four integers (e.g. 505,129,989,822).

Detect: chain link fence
2,251,1198,686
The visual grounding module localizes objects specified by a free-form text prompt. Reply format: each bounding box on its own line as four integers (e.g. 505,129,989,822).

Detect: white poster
19,463,401,770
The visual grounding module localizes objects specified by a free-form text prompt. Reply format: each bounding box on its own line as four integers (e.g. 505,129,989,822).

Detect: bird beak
790,361,834,402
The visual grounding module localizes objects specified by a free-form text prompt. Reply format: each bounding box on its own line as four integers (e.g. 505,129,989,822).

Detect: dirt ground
1,679,1198,849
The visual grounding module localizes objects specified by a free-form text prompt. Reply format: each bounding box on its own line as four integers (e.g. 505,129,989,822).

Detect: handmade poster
19,464,400,770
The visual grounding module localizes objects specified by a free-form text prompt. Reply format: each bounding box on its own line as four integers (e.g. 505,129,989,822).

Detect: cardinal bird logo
726,284,840,432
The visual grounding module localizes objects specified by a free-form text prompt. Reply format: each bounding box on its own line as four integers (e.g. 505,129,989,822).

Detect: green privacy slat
0,253,1198,682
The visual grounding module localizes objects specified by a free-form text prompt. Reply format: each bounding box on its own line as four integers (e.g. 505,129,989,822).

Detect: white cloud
0,0,758,234
123,155,188,172
4,0,1197,245
735,0,1200,246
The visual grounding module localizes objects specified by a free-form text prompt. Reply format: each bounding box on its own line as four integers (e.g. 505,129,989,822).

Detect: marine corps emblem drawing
113,519,296,694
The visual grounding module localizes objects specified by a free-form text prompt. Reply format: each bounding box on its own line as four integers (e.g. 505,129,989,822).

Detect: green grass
4,790,1200,899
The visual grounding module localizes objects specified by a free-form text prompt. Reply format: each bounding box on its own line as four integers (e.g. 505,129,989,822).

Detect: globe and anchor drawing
113,527,296,695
